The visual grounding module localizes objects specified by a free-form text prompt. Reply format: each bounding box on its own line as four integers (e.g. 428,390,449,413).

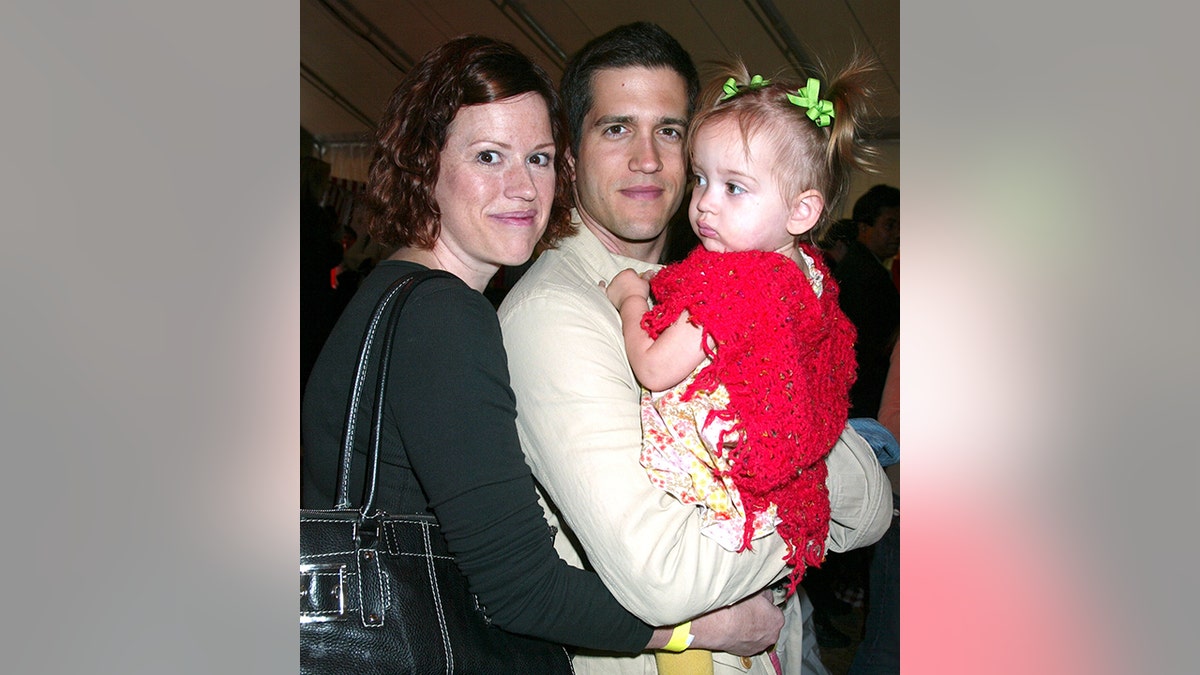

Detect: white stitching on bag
422,520,453,674
374,547,389,617
356,550,369,626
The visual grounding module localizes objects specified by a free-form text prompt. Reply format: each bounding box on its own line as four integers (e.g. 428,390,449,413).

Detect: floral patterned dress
637,246,857,592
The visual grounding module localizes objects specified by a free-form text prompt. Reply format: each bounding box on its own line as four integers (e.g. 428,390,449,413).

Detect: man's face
570,66,689,261
858,205,900,259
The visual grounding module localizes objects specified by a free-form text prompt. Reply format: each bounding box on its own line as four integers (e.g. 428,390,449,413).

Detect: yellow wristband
662,621,694,652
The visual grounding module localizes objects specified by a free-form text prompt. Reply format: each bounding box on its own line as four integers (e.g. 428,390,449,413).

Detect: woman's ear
786,189,825,236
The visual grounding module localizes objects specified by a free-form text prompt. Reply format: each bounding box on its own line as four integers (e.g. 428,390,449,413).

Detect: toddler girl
605,57,882,601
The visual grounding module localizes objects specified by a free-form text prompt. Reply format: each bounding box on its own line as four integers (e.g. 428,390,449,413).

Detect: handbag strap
334,268,457,512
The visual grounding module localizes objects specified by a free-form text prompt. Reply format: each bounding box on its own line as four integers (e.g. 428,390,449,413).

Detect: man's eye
603,125,628,137
660,128,683,140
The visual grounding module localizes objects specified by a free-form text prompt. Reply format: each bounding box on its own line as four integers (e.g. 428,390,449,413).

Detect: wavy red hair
365,35,574,251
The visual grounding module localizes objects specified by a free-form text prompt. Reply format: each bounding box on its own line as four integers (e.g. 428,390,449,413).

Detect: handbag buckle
354,516,383,549
300,563,347,623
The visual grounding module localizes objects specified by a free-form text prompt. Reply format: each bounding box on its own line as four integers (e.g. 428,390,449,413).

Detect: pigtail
820,52,885,226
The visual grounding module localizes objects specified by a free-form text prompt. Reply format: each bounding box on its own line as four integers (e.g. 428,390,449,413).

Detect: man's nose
628,135,663,173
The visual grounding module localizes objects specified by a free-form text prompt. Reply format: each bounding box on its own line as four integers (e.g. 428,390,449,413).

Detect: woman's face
432,92,556,281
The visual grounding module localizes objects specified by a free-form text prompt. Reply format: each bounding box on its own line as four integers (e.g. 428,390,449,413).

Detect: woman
300,35,781,655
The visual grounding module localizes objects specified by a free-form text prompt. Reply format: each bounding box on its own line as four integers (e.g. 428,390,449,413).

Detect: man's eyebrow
591,115,687,128
593,115,635,127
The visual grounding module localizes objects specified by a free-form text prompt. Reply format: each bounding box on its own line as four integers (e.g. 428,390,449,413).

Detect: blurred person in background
834,184,899,420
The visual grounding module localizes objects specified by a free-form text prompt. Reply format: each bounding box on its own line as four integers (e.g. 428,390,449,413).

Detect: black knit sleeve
389,278,653,652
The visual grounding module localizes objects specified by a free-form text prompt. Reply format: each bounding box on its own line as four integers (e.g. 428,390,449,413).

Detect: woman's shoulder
349,262,496,339
365,261,481,302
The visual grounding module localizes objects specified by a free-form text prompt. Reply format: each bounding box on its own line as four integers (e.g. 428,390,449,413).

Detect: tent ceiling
301,0,899,145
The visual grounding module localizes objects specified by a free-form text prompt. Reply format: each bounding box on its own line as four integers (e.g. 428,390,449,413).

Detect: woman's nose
505,165,536,200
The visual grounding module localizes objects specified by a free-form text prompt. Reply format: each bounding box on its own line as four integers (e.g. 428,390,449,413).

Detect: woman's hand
687,589,784,657
599,268,651,311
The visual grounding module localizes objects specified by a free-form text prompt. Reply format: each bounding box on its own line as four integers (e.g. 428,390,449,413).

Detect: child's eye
693,174,707,187
477,150,500,164
726,183,745,195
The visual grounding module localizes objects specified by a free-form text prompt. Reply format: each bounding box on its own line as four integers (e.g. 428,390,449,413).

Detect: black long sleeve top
301,260,652,652
832,241,900,419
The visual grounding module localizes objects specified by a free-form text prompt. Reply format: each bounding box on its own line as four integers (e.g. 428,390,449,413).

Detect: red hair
365,35,574,250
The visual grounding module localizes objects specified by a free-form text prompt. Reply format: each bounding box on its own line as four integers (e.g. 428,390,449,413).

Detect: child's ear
786,189,825,236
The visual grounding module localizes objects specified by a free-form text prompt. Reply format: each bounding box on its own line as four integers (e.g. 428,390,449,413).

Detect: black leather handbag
300,270,573,674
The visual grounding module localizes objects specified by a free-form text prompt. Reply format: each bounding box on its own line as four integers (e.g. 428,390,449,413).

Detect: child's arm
604,269,708,392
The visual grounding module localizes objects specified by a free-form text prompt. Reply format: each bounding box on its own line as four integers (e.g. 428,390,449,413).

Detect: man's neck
580,219,665,264
855,239,887,266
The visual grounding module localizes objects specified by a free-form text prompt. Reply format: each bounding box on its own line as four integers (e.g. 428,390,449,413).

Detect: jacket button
740,656,753,669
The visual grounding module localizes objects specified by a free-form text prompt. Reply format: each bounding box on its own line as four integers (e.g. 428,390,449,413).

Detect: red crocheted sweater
642,246,857,593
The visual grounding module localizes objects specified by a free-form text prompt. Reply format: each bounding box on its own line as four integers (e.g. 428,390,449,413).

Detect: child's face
688,117,800,255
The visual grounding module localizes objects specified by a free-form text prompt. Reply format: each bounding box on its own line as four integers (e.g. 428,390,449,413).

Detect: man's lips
618,185,665,200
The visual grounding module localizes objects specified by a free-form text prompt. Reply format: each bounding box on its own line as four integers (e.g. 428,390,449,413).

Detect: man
833,184,900,419
499,23,892,674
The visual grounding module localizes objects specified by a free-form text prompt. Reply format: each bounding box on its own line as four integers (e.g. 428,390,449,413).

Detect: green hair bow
720,74,771,101
786,78,835,127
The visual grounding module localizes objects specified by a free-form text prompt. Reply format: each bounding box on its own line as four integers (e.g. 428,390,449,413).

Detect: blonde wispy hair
687,53,884,240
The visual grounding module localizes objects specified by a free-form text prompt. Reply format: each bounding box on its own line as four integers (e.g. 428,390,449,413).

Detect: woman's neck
388,247,494,292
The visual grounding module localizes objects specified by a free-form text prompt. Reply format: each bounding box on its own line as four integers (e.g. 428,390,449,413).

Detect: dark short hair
851,184,900,226
560,22,700,156
826,218,859,244
365,35,574,249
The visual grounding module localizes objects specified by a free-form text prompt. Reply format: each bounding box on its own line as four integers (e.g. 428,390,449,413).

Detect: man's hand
687,589,783,657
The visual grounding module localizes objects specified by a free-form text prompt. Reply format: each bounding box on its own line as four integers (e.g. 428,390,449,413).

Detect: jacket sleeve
395,284,652,651
500,285,892,625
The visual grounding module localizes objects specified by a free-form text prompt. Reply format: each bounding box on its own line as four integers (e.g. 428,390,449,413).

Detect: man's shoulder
500,242,599,318
833,243,886,283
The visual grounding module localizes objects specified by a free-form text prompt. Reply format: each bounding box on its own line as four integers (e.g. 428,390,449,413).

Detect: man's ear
566,148,577,183
786,189,824,236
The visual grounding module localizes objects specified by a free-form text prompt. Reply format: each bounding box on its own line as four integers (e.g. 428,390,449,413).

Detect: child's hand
600,268,651,311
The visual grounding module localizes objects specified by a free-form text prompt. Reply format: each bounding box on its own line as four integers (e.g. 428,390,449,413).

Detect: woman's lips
492,210,538,226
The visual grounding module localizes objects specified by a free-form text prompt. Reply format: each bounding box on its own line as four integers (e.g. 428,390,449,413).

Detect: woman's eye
528,152,552,167
477,150,500,164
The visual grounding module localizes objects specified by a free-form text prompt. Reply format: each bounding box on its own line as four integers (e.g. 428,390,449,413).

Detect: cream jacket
498,223,892,674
